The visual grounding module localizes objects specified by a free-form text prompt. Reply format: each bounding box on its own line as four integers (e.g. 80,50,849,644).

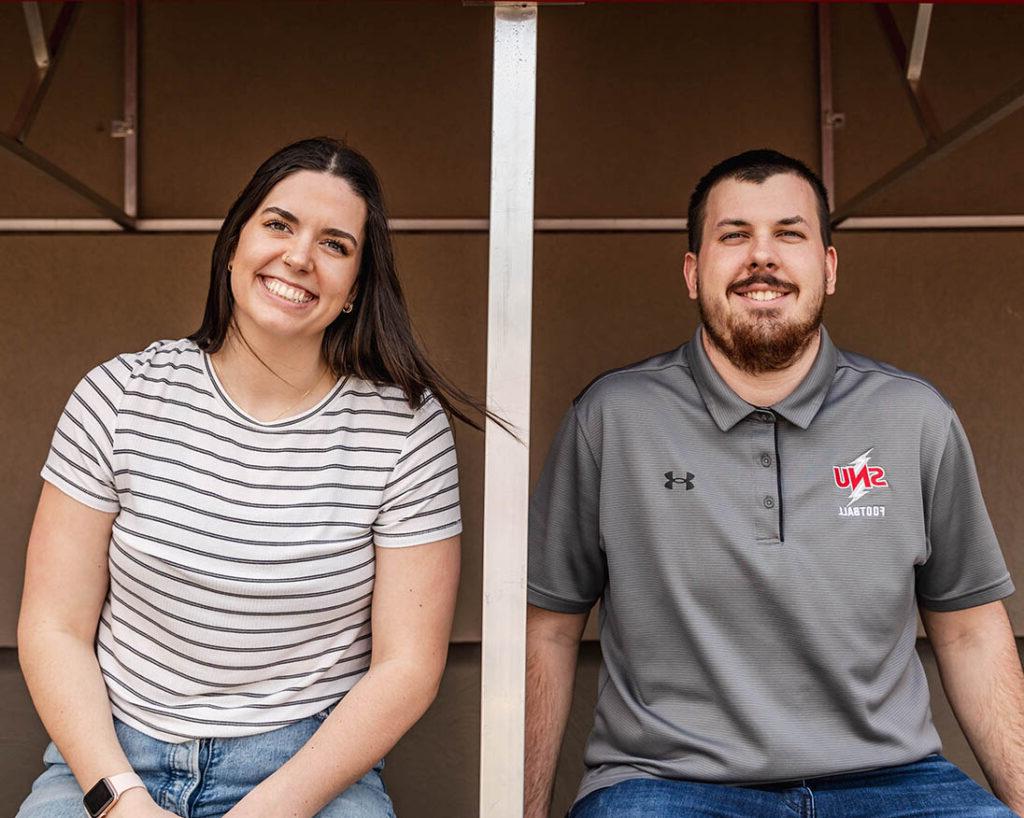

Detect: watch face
83,779,115,815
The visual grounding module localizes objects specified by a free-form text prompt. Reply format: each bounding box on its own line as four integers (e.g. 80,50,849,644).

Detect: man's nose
747,235,777,269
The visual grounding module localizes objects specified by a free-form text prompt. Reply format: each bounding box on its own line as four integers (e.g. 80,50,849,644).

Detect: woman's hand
223,785,311,818
106,786,178,816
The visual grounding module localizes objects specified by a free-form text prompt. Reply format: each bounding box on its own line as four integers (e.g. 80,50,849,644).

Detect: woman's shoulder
120,338,202,374
74,339,202,404
332,377,447,433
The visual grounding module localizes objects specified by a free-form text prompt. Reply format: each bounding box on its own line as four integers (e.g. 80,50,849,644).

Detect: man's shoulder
833,346,953,418
573,343,692,410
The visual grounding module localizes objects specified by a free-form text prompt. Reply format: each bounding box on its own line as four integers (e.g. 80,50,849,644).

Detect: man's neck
701,327,821,408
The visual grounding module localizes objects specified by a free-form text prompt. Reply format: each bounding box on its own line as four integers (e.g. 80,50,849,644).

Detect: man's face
683,173,838,374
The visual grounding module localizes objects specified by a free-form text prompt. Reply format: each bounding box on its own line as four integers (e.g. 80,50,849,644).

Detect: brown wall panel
0,646,482,816
0,232,487,645
531,231,1023,631
4,5,1022,221
2,642,1001,817
139,2,493,218
830,5,1024,216
535,4,819,218
0,3,124,216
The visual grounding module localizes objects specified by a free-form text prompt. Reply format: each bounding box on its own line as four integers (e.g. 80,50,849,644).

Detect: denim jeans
16,709,396,817
569,755,1017,818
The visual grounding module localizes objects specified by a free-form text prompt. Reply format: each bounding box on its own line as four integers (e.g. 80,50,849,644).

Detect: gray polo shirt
528,325,1013,804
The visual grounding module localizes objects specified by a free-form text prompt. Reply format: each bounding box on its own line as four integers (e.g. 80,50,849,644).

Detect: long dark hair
190,137,505,433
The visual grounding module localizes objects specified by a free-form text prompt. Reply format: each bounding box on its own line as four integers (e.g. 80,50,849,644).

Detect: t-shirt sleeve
372,394,462,547
916,411,1014,611
41,359,129,514
528,404,605,614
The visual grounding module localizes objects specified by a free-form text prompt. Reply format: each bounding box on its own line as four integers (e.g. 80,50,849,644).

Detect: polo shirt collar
687,324,838,432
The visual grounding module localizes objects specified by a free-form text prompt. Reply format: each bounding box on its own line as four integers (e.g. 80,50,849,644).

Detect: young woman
17,138,487,817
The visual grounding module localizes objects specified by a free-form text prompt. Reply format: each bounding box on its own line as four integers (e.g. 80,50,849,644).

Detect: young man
525,150,1024,818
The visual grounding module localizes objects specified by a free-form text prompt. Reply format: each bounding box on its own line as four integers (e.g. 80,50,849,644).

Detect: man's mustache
728,274,797,295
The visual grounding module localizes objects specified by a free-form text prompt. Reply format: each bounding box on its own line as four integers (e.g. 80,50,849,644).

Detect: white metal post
480,4,537,817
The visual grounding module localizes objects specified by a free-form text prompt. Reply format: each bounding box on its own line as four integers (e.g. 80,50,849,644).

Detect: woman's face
228,170,367,345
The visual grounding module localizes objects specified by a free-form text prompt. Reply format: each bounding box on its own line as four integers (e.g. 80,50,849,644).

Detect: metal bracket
111,116,135,138
2,0,137,227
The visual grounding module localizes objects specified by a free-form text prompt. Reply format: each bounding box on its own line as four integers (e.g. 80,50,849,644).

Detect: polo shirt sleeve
916,411,1014,612
41,360,125,514
528,403,605,614
372,394,462,548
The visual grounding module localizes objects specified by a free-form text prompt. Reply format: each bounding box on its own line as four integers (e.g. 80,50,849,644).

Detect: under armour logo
664,471,695,490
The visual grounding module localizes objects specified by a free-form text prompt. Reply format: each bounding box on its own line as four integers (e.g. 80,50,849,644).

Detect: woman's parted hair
190,137,498,432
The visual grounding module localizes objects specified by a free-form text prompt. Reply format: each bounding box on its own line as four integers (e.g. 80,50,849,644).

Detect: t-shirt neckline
201,349,348,428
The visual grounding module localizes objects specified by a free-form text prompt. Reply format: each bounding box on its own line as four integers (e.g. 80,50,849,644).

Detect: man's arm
525,604,589,818
921,600,1024,813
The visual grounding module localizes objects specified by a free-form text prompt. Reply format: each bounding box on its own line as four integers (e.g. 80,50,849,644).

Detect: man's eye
779,231,805,239
720,232,746,241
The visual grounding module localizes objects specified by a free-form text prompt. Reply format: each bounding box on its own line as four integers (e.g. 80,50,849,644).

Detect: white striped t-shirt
42,338,462,742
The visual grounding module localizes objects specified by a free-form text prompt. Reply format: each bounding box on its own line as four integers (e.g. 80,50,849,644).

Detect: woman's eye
264,220,290,232
324,239,351,256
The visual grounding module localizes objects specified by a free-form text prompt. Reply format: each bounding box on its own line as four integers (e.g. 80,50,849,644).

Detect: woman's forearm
237,657,441,818
19,625,133,792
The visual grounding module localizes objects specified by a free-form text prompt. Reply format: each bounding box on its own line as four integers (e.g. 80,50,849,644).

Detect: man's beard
698,273,825,374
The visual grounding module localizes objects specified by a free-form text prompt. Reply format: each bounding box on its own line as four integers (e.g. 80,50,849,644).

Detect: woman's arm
227,534,461,818
19,483,172,816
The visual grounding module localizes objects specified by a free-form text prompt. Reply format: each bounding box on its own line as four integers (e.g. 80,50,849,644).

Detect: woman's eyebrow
262,206,358,248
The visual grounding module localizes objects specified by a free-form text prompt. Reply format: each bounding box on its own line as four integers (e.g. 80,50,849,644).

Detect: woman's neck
210,325,333,421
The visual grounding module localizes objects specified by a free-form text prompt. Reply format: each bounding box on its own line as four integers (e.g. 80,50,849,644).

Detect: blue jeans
569,756,1017,818
17,709,396,817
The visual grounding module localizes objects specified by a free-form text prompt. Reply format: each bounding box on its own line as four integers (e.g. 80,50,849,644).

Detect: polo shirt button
760,453,772,467
763,495,775,509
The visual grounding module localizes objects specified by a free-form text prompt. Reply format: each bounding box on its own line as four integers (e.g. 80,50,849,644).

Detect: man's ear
683,252,699,301
824,246,838,295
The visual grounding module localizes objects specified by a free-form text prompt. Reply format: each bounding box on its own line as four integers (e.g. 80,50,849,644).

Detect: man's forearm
524,626,582,818
930,605,1024,812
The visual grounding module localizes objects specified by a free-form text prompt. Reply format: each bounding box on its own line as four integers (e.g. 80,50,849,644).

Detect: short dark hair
686,149,831,254
190,137,504,432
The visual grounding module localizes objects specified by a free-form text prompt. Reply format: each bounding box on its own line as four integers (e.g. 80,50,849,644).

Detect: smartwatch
83,772,145,817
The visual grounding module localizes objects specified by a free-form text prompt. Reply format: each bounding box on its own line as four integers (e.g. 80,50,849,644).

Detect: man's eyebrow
262,206,359,248
714,219,752,229
777,216,808,227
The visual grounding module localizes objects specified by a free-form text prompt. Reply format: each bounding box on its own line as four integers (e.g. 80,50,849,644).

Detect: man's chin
705,317,821,375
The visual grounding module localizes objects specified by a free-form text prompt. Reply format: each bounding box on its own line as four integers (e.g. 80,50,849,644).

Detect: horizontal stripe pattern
42,339,461,742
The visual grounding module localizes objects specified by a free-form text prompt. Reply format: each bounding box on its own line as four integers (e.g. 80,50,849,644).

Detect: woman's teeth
263,277,314,304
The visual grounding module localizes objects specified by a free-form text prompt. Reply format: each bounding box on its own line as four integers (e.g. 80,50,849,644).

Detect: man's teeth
263,277,314,303
744,290,784,302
